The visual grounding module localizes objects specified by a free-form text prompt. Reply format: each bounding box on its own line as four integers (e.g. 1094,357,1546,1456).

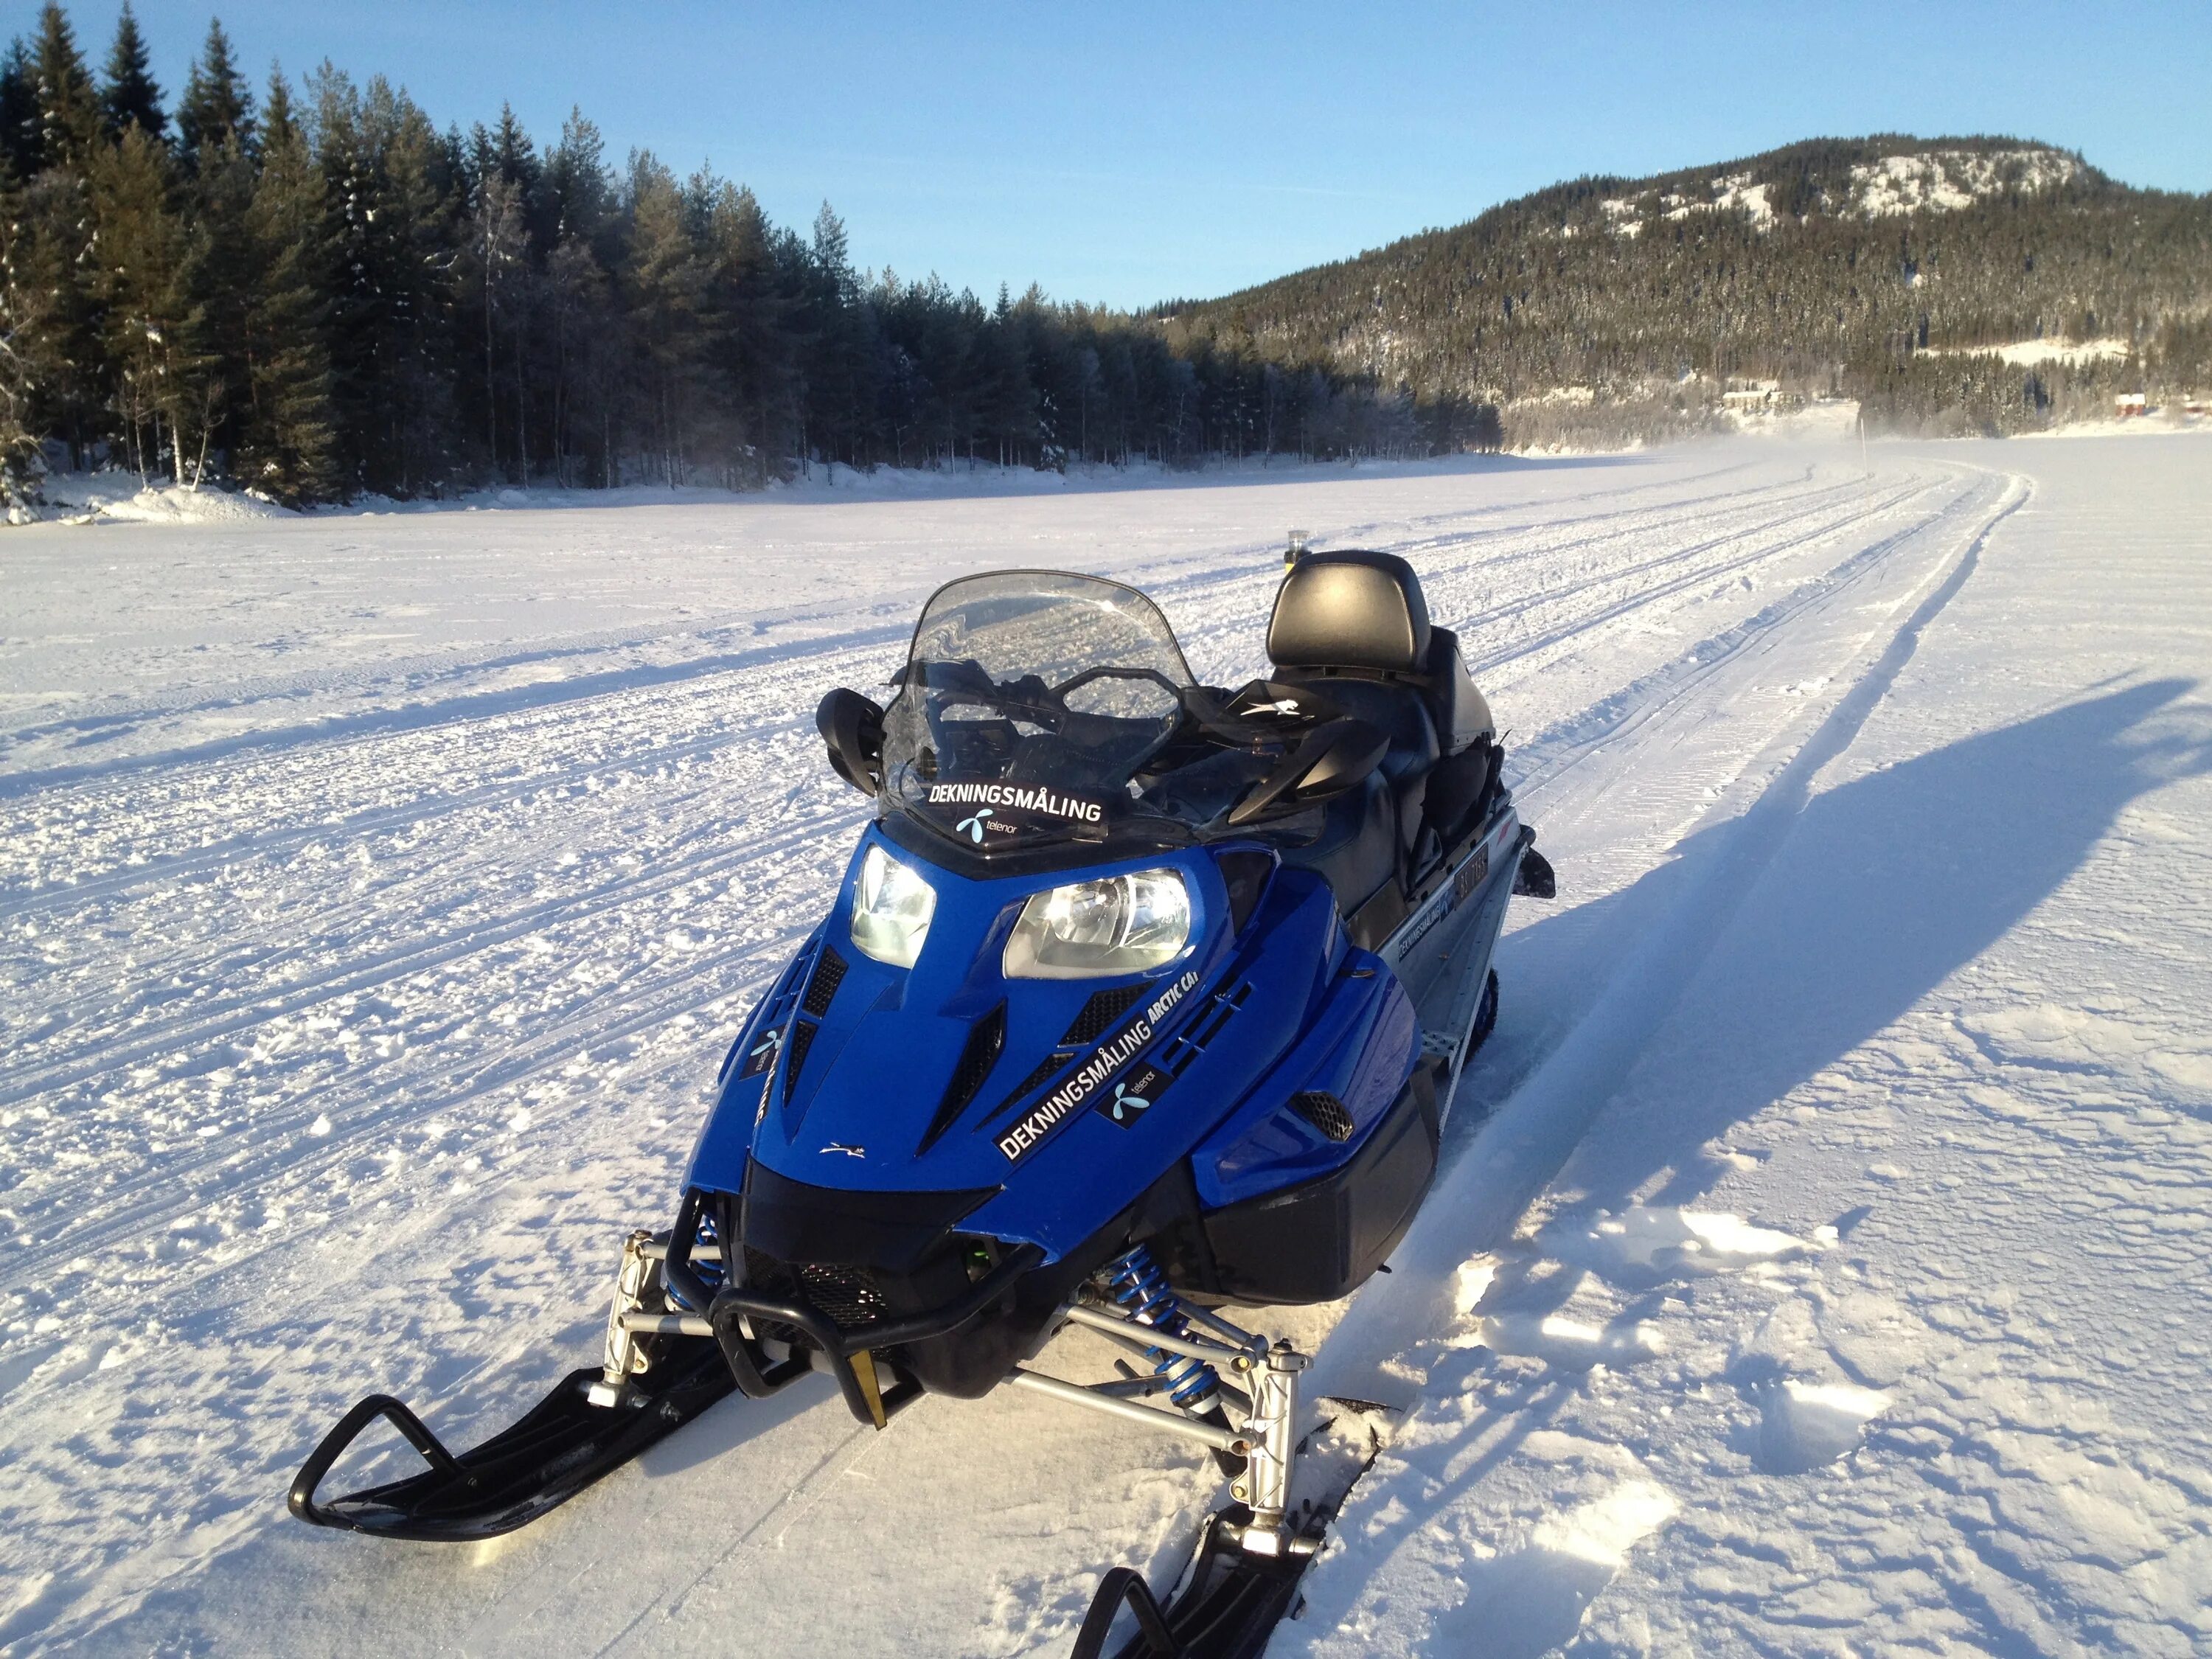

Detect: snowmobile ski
1071,1404,1389,1659
288,1336,734,1541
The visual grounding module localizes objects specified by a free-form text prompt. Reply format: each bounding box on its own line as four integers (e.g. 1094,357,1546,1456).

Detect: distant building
2115,392,2149,417
1722,380,1782,412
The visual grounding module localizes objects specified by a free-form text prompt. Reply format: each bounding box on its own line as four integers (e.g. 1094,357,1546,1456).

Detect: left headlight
1004,869,1191,980
850,844,937,967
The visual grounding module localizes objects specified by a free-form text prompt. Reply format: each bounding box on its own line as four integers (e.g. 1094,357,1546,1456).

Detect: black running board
288,1335,736,1541
1073,1506,1320,1659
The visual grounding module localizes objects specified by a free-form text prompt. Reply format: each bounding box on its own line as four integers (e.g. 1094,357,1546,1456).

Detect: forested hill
1161,136,2212,445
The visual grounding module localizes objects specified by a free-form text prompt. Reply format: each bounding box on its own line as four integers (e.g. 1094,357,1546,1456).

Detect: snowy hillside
1598,146,2083,234
2,437,2208,1655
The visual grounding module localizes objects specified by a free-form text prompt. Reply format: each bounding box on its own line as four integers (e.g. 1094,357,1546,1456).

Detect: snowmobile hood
685,824,1346,1257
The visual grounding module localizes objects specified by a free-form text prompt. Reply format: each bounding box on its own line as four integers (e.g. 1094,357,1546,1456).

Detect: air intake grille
1062,984,1146,1045
801,946,848,1017
917,1005,1006,1152
1290,1090,1355,1143
798,1262,888,1330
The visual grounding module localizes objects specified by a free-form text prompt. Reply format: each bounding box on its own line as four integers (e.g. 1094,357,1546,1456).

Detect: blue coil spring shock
1101,1245,1219,1413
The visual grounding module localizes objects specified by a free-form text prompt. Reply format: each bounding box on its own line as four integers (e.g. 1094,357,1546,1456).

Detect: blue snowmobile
291,552,1554,1655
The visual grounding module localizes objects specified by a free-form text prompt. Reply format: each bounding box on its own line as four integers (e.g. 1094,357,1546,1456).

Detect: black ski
289,1335,735,1542
1071,1405,1388,1659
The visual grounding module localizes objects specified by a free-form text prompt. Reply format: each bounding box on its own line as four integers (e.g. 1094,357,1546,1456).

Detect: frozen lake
3,437,2208,1655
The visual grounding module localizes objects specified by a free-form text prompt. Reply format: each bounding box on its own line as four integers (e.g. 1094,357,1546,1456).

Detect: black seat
1264,552,1500,936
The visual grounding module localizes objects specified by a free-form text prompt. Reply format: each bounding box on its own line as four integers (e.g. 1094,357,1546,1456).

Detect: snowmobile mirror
1226,717,1388,826
818,689,887,796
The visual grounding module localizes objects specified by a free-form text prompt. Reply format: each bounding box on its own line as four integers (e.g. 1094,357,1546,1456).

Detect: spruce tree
31,4,99,167
99,1,164,140
0,41,38,179
0,153,55,512
544,108,611,248
183,125,254,467
175,20,252,156
18,7,104,465
236,73,338,503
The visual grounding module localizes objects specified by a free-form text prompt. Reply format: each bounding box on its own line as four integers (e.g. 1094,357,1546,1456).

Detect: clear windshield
881,571,1194,815
880,571,1323,856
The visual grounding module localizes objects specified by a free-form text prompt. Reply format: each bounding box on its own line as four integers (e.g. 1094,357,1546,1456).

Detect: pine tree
704,180,799,479
99,1,163,140
175,20,252,156
235,72,337,503
540,108,616,483
89,125,212,482
622,152,709,485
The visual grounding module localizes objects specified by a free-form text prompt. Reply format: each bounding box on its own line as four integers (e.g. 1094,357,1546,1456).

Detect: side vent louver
738,945,820,1080
978,1048,1076,1129
801,946,848,1017
1290,1090,1356,1143
1062,984,1147,1045
918,1006,1006,1153
782,1020,819,1103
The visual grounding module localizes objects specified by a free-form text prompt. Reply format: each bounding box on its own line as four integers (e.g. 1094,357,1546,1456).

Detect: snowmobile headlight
850,844,937,968
1004,869,1190,979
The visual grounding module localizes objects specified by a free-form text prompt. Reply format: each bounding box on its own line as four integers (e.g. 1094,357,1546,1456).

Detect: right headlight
1004,869,1191,980
850,844,937,967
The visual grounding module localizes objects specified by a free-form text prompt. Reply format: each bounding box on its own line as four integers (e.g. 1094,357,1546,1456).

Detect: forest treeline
1166,136,2212,444
0,4,1503,509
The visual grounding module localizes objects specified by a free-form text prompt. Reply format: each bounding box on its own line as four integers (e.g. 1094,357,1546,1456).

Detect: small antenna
1284,528,1308,566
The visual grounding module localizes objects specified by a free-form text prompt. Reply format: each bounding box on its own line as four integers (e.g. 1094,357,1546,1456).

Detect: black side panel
1422,737,1498,853
1201,1066,1439,1305
1215,849,1276,937
1277,771,1395,921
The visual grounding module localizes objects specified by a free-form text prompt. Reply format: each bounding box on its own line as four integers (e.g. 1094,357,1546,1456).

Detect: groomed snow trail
2,440,2205,1655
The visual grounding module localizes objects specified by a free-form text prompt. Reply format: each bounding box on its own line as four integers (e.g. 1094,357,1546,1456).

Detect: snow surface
1850,148,2080,217
1919,337,2134,369
1598,172,1772,236
1594,148,2076,237
3,437,2208,1655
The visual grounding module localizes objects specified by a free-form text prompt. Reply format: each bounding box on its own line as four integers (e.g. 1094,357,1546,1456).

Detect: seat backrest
1268,552,1442,860
1267,550,1430,675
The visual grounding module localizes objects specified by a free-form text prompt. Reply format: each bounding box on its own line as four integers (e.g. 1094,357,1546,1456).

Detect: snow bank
27,473,293,525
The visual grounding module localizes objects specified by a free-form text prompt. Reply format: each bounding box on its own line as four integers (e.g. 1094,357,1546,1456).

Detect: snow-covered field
3,437,2207,1656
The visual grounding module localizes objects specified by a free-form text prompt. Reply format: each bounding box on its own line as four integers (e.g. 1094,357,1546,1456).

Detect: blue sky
69,1,2212,309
